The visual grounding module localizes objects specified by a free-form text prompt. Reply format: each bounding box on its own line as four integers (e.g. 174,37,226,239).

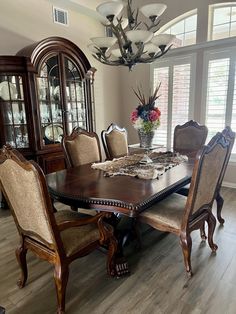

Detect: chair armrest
57,212,111,231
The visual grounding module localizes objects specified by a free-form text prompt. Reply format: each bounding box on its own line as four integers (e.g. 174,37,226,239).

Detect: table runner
92,151,188,180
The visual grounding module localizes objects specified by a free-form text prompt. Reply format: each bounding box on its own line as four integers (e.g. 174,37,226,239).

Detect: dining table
46,153,193,276
46,153,193,217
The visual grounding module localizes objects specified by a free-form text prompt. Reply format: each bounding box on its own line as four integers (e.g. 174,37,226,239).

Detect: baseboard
222,181,236,189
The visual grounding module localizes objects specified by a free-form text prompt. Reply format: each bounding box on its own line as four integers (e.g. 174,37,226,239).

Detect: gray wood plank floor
0,187,236,314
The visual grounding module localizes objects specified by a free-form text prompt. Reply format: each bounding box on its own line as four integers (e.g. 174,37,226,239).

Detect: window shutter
171,64,191,144
205,58,230,141
152,57,193,149
153,67,169,147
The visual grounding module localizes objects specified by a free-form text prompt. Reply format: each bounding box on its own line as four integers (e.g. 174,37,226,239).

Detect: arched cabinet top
16,36,91,77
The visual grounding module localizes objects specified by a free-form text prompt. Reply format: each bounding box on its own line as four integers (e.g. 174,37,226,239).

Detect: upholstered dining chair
101,123,129,160
173,120,208,159
138,131,230,277
207,126,235,224
0,146,117,314
62,127,102,214
62,126,102,168
174,120,208,197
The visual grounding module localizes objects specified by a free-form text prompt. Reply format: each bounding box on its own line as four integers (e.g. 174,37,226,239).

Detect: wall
0,0,122,142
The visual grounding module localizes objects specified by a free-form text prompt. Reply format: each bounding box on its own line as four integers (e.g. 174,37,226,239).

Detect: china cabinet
0,37,95,173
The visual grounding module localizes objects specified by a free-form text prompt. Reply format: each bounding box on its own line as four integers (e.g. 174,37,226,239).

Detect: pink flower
149,110,160,122
131,110,138,123
155,108,161,117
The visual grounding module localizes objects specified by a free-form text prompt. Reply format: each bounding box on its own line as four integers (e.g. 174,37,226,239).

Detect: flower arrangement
130,84,161,133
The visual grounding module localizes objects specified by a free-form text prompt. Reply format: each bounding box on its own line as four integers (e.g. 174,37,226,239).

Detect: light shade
144,43,160,55
110,48,122,58
90,37,117,48
126,30,153,44
96,1,124,19
151,34,176,47
140,4,167,18
87,44,99,53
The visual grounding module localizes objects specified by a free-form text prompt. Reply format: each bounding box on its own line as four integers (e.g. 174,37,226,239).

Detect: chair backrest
0,146,59,248
183,132,231,225
101,123,128,160
208,126,235,188
62,127,102,167
173,120,208,158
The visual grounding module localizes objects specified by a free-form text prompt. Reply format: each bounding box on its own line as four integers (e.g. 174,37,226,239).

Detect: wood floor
1,187,236,314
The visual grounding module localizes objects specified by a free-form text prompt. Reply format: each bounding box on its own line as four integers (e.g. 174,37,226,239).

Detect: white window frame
201,46,236,161
150,53,196,150
157,9,198,48
208,2,236,41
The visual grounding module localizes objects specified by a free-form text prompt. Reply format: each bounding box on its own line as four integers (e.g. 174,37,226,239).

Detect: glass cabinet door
0,75,29,148
37,55,64,145
37,54,89,146
64,57,87,134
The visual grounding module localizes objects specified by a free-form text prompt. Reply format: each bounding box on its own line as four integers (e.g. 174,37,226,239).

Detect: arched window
158,10,197,47
209,3,236,40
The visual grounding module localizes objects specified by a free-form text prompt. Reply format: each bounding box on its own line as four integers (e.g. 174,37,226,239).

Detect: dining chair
138,131,230,277
101,123,129,160
174,120,208,197
62,127,102,214
62,126,102,167
0,146,117,314
173,120,208,159
207,126,235,224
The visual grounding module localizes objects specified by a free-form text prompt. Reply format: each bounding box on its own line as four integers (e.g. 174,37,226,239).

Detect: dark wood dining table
46,162,193,217
46,160,193,276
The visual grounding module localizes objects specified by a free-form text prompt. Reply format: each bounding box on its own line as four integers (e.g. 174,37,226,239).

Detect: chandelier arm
133,43,145,61
138,45,173,64
144,20,161,31
111,19,128,56
92,54,121,66
127,0,139,30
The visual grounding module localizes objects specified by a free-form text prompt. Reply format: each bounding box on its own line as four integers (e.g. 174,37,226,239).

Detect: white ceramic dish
0,81,17,100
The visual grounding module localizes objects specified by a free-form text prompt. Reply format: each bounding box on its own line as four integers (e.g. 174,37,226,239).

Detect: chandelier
88,0,175,71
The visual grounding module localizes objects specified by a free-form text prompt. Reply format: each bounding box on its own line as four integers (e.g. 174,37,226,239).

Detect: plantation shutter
152,55,194,149
171,64,191,145
205,58,230,141
153,67,169,147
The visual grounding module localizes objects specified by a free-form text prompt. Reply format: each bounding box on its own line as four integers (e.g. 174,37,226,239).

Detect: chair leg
54,263,69,314
216,192,225,224
180,232,193,277
200,222,207,241
207,212,218,252
15,244,28,288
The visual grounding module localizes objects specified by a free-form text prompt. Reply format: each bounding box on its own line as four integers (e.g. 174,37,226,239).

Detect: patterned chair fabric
173,120,208,159
101,123,128,160
139,131,231,276
62,127,102,168
0,146,117,313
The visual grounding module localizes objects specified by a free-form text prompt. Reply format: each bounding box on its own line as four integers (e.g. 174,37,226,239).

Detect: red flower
131,109,139,122
149,109,160,122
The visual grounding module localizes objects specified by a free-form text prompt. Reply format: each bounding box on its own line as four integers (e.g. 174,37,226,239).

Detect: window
203,48,236,154
209,3,236,40
152,55,195,149
159,10,197,47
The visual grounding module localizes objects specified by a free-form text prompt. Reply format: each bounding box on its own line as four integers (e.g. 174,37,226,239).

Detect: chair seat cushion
55,210,100,257
139,193,187,230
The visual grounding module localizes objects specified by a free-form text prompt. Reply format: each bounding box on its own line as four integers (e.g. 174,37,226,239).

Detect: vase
138,129,154,148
